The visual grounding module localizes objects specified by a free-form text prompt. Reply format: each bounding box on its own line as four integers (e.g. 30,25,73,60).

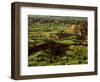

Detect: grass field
28,15,88,66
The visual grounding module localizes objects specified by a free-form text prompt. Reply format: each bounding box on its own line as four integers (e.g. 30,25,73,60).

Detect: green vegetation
28,15,88,66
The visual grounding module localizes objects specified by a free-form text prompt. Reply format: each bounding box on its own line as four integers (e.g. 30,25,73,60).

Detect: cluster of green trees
28,15,87,25
28,15,88,66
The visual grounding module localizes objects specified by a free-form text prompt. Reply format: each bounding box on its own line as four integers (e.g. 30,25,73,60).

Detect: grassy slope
28,23,87,66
